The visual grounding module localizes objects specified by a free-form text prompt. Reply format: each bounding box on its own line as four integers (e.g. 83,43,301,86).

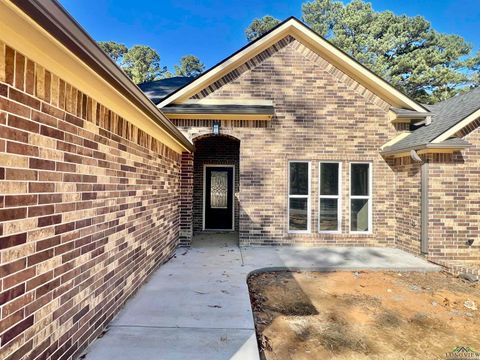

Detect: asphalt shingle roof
384,88,480,153
139,77,193,104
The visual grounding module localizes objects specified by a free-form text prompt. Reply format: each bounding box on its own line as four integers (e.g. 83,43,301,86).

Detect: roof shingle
383,88,480,153
139,77,193,104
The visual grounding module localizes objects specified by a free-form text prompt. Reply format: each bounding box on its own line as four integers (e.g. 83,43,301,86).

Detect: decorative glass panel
351,164,370,196
210,171,228,209
320,163,339,195
289,198,308,231
320,198,338,231
289,162,309,195
351,198,369,231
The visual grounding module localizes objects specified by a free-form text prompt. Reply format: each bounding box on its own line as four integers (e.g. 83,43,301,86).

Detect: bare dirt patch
248,271,480,360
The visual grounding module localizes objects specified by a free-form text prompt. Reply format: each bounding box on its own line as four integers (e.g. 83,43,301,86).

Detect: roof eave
381,141,472,157
11,0,193,152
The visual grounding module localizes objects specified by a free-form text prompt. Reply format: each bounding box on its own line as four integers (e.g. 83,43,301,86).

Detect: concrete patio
82,234,439,360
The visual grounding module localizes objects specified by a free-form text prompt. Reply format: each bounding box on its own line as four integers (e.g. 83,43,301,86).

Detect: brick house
143,17,479,276
0,1,479,359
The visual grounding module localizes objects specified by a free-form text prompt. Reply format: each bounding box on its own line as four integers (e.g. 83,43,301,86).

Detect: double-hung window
319,162,341,232
350,162,372,233
288,161,310,233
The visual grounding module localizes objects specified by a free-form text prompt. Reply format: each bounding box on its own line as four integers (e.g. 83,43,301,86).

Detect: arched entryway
192,134,240,235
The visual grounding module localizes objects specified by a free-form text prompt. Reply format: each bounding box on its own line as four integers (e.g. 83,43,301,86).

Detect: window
319,162,341,232
350,163,372,233
288,161,310,232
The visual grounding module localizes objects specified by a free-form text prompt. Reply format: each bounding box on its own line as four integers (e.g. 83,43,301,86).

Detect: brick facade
179,152,193,246
174,36,398,246
173,34,479,277
388,157,422,255
427,139,480,265
390,148,480,278
0,42,182,360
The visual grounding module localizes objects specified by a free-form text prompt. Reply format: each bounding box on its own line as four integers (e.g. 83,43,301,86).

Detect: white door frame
203,164,235,231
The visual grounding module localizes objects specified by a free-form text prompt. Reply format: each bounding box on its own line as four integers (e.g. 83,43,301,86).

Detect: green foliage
162,70,175,79
122,45,167,84
174,55,205,77
302,0,342,37
245,16,281,42
98,42,206,84
302,0,479,103
98,41,128,63
466,51,480,89
246,0,478,103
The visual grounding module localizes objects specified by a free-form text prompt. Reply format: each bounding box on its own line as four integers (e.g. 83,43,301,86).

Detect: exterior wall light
212,121,220,136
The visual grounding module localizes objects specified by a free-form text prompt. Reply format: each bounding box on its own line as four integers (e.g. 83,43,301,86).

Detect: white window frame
349,162,373,234
287,161,311,234
318,161,342,233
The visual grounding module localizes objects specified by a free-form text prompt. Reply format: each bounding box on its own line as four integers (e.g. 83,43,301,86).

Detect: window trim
287,160,311,234
318,161,342,234
349,162,373,234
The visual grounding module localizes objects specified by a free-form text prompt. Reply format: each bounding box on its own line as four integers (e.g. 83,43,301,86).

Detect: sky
59,0,480,72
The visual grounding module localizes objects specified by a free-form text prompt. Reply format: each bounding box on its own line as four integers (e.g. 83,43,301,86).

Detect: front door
204,166,234,230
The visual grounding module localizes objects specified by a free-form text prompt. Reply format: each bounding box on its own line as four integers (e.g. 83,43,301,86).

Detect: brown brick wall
387,142,480,273
0,42,182,359
179,152,193,246
174,36,398,246
427,142,480,264
388,157,422,255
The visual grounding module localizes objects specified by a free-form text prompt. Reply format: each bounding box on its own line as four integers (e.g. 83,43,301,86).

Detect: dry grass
248,271,480,360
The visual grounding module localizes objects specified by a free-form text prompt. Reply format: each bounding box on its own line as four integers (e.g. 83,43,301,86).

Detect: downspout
421,159,429,254
410,150,429,254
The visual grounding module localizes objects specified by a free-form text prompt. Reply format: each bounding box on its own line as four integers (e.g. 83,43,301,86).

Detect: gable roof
382,88,480,154
158,17,427,113
139,77,193,105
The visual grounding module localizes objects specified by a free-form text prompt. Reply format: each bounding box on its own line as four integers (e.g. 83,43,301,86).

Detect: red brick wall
174,36,398,246
0,42,181,359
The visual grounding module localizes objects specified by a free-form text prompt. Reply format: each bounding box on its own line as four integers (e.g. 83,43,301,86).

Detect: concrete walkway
83,236,439,360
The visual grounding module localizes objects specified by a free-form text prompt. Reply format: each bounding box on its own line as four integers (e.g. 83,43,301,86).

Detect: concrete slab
84,327,258,360
82,239,439,360
242,246,440,272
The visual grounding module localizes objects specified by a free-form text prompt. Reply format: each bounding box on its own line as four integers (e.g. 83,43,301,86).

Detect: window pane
351,164,370,196
320,163,339,195
289,162,309,195
289,198,308,231
351,198,369,232
320,198,338,231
